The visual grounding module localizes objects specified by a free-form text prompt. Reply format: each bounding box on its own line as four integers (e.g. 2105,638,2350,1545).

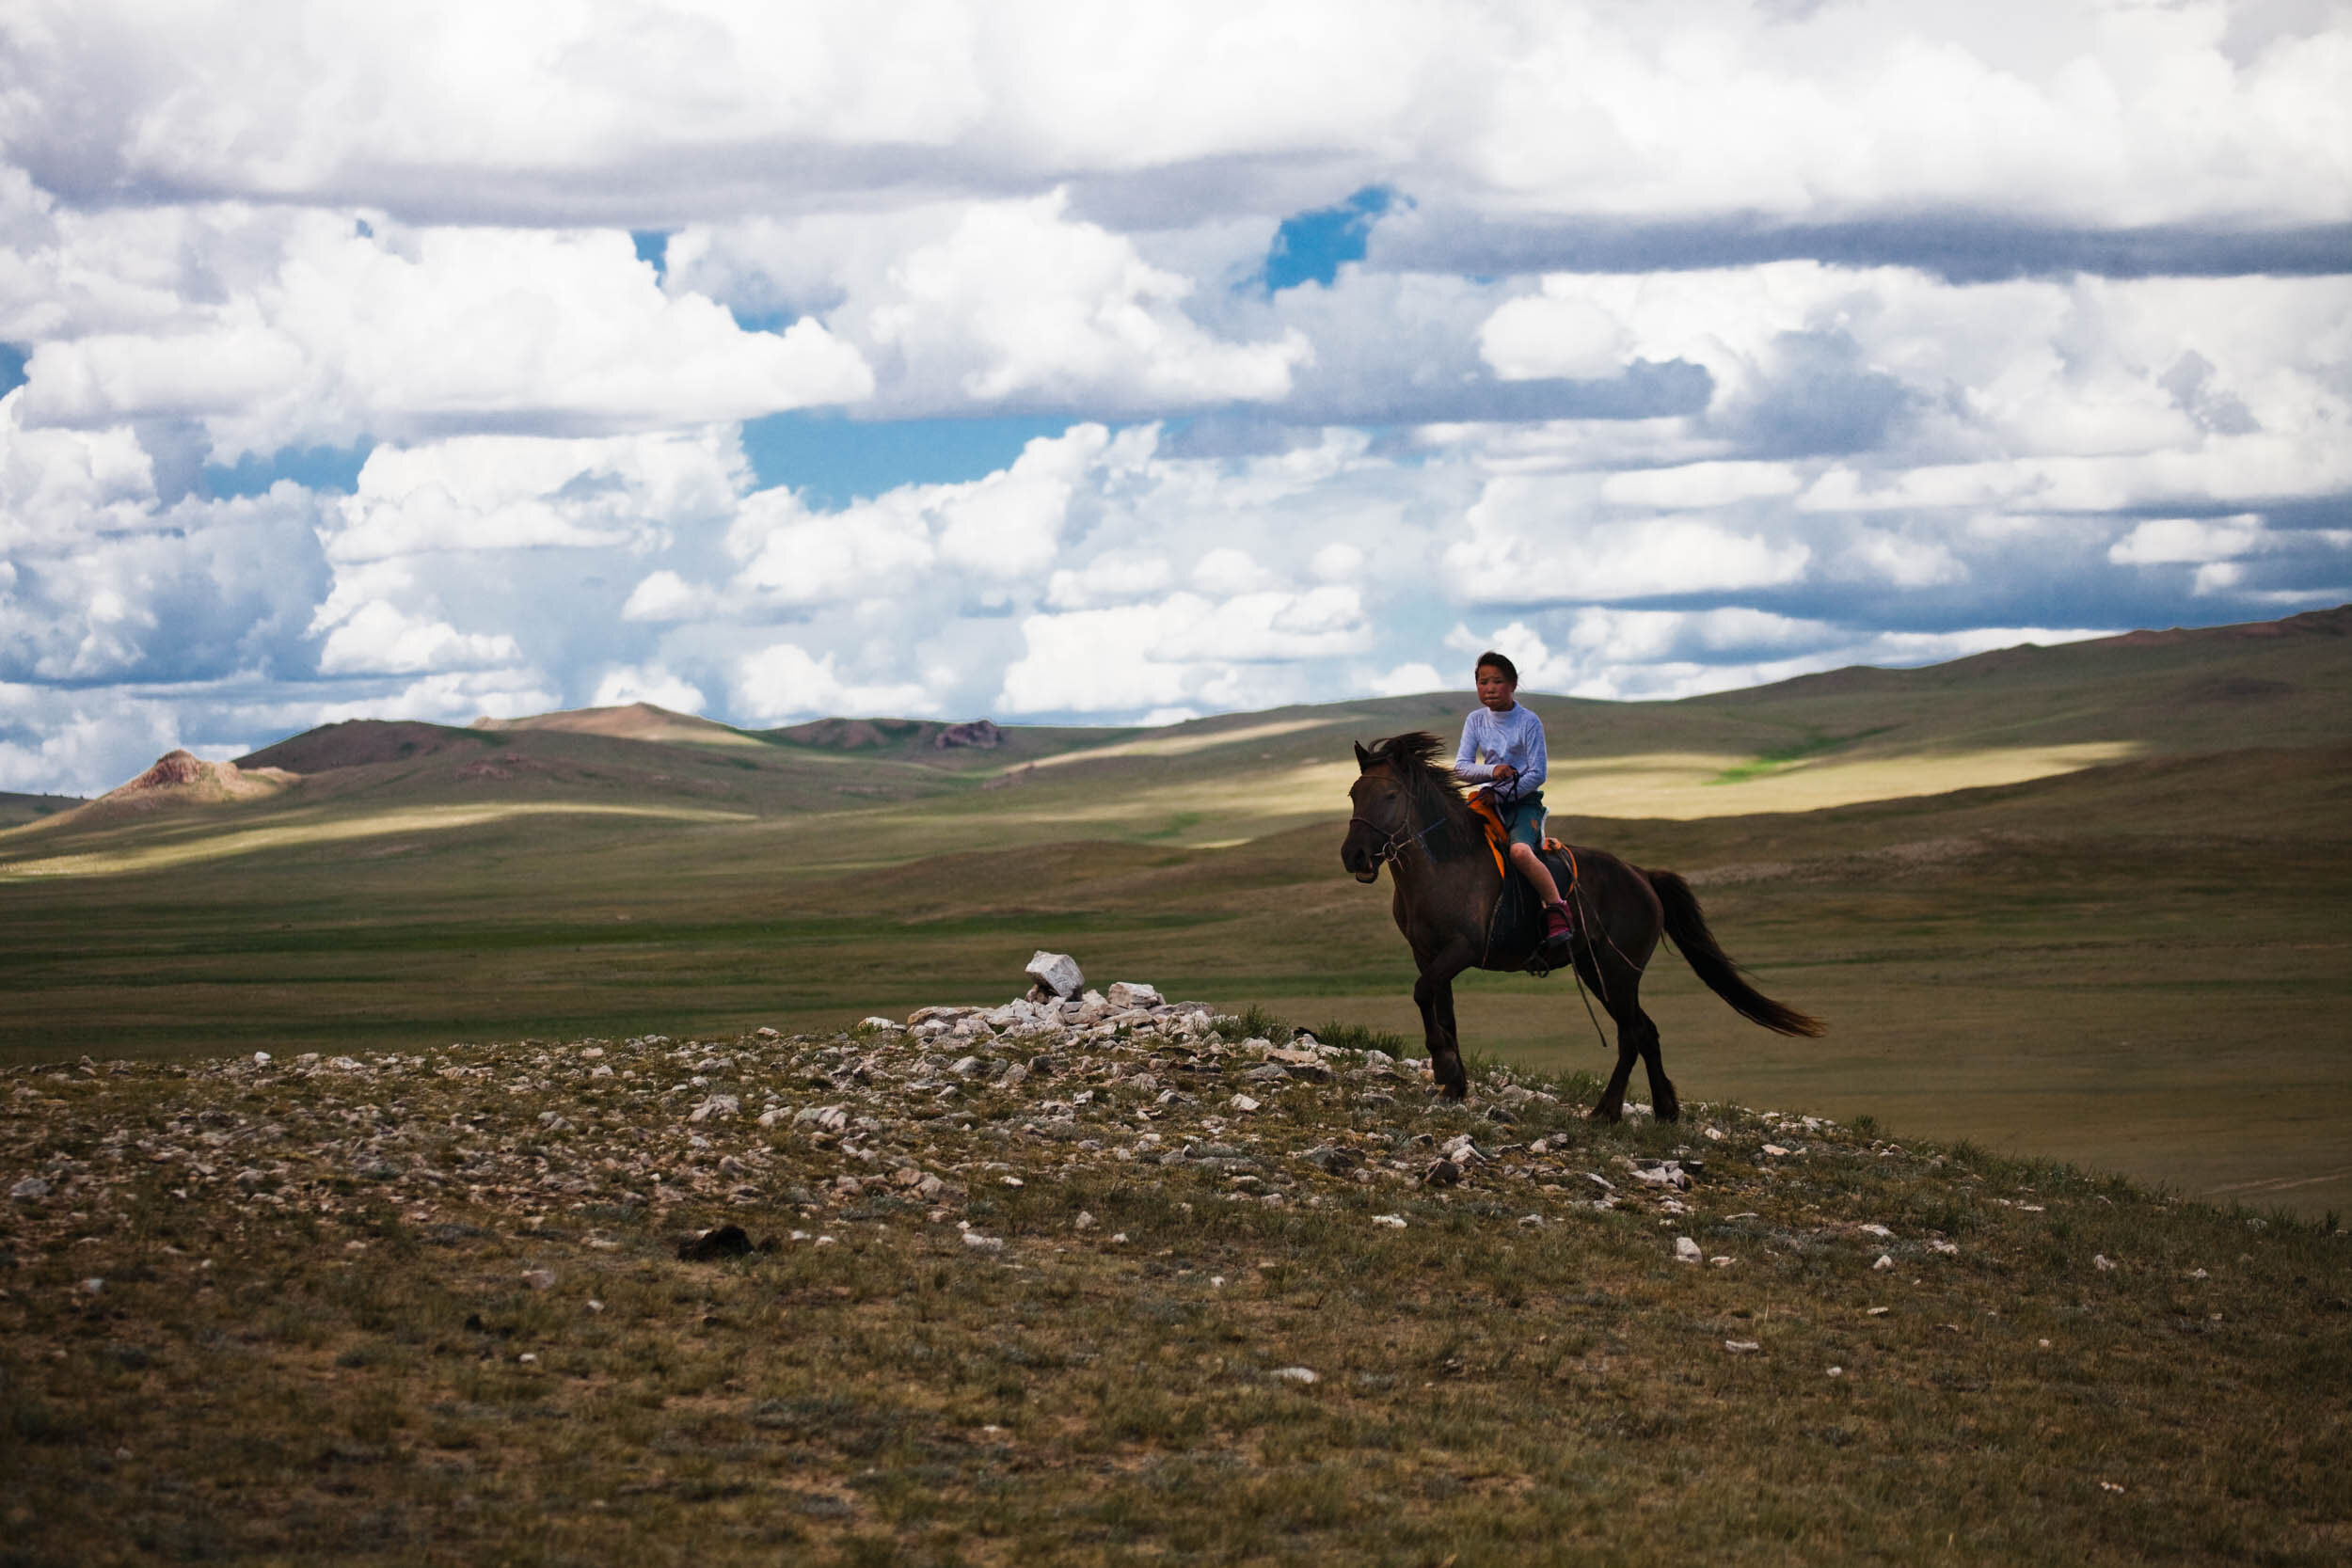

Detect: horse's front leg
1412,944,1475,1101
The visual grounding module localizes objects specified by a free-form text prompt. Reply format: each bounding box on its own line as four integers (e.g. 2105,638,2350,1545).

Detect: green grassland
2,609,2348,1217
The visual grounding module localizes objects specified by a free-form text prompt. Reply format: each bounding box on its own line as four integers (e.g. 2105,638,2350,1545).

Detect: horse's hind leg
1590,1031,1639,1123
1581,963,1677,1122
1636,1003,1678,1122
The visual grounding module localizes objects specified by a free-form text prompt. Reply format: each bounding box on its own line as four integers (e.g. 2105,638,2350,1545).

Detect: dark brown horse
1339,732,1823,1118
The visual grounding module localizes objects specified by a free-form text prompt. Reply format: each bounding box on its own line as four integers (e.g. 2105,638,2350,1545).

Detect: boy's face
1475,664,1517,711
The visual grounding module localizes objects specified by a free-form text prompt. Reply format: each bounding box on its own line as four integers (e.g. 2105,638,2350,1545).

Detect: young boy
1454,651,1576,952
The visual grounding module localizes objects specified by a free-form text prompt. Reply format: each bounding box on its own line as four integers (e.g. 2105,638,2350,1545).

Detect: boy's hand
1490,762,1518,783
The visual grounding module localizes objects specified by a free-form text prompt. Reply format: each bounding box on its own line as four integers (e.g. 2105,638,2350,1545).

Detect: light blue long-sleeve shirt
1454,703,1549,803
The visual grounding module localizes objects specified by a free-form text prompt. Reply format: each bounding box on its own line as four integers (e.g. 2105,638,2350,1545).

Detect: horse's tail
1643,868,1826,1038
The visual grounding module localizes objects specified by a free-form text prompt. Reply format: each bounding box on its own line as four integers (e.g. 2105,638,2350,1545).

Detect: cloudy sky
3,1,2348,795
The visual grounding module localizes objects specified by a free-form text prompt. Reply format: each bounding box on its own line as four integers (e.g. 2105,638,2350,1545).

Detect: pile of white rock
860,951,1219,1051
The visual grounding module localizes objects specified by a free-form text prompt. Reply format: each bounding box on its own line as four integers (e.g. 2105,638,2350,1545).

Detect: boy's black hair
1473,650,1519,685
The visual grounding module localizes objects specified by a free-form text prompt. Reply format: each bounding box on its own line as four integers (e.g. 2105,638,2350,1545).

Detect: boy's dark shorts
1501,790,1546,850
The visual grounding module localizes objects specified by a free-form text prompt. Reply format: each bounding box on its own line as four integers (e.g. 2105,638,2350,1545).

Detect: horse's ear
1354,740,1375,771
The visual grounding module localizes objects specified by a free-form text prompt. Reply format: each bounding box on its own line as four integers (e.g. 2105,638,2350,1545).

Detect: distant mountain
238,720,492,773
21,749,294,834
0,790,86,830
11,601,2347,858
470,702,764,748
766,716,1009,753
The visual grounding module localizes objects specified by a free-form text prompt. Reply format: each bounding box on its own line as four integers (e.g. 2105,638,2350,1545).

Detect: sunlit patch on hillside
1011,718,1346,772
1549,742,2147,821
0,802,755,879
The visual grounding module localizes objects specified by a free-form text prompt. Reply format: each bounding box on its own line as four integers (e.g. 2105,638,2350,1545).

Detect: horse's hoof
1587,1103,1622,1123
1655,1103,1680,1123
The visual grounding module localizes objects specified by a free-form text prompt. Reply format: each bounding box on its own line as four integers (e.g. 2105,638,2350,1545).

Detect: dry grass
4,1006,2346,1566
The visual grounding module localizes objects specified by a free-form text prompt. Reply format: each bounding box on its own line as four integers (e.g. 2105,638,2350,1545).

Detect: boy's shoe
1540,900,1575,949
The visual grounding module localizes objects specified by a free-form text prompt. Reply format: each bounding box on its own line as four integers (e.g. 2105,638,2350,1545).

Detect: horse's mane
1364,732,1477,830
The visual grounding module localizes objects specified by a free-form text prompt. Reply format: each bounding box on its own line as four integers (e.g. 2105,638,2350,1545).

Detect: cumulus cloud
9,214,871,458
671,192,1311,417
10,1,2345,232
591,664,706,713
734,641,934,724
312,599,521,676
1,3,2346,796
1447,479,1815,605
995,584,1369,715
2107,515,2269,566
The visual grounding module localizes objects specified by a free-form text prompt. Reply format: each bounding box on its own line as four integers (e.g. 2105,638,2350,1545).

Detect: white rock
520,1269,557,1290
8,1176,49,1200
688,1095,739,1122
1270,1366,1318,1384
1710,1256,1735,1268
1073,1211,1097,1230
1858,1224,1894,1239
1228,1094,1261,1113
950,1056,986,1077
252,1052,271,1066
1106,981,1163,1009
1362,1049,1395,1068
1372,1214,1407,1228
1517,1213,1545,1228
1724,1339,1761,1354
962,1232,1005,1253
1674,1236,1702,1264
1928,1239,1959,1256
2093,1253,2117,1272
1025,951,1086,999
1872,1254,1895,1271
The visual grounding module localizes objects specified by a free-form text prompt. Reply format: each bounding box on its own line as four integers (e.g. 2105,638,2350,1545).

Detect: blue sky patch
200,442,373,499
1263,187,1396,292
631,230,670,281
0,342,25,396
742,413,1081,507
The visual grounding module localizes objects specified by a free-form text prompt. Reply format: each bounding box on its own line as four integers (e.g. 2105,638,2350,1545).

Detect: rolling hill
1,606,2346,1215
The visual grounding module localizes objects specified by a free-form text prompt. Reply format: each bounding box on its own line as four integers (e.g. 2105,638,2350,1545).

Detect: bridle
1347,805,1445,872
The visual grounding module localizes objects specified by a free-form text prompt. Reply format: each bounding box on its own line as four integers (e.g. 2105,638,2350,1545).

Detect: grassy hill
2,1006,2344,1564
1,607,2346,1215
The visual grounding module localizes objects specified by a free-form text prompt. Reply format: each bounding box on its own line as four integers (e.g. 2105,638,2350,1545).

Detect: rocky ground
4,963,2346,1566
5,975,1892,1270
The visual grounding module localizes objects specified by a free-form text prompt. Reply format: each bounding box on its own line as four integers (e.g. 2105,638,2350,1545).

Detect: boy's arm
1514,708,1548,797
1454,714,1495,784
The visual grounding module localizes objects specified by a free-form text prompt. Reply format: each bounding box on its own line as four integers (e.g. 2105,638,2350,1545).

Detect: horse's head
1341,739,1408,883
